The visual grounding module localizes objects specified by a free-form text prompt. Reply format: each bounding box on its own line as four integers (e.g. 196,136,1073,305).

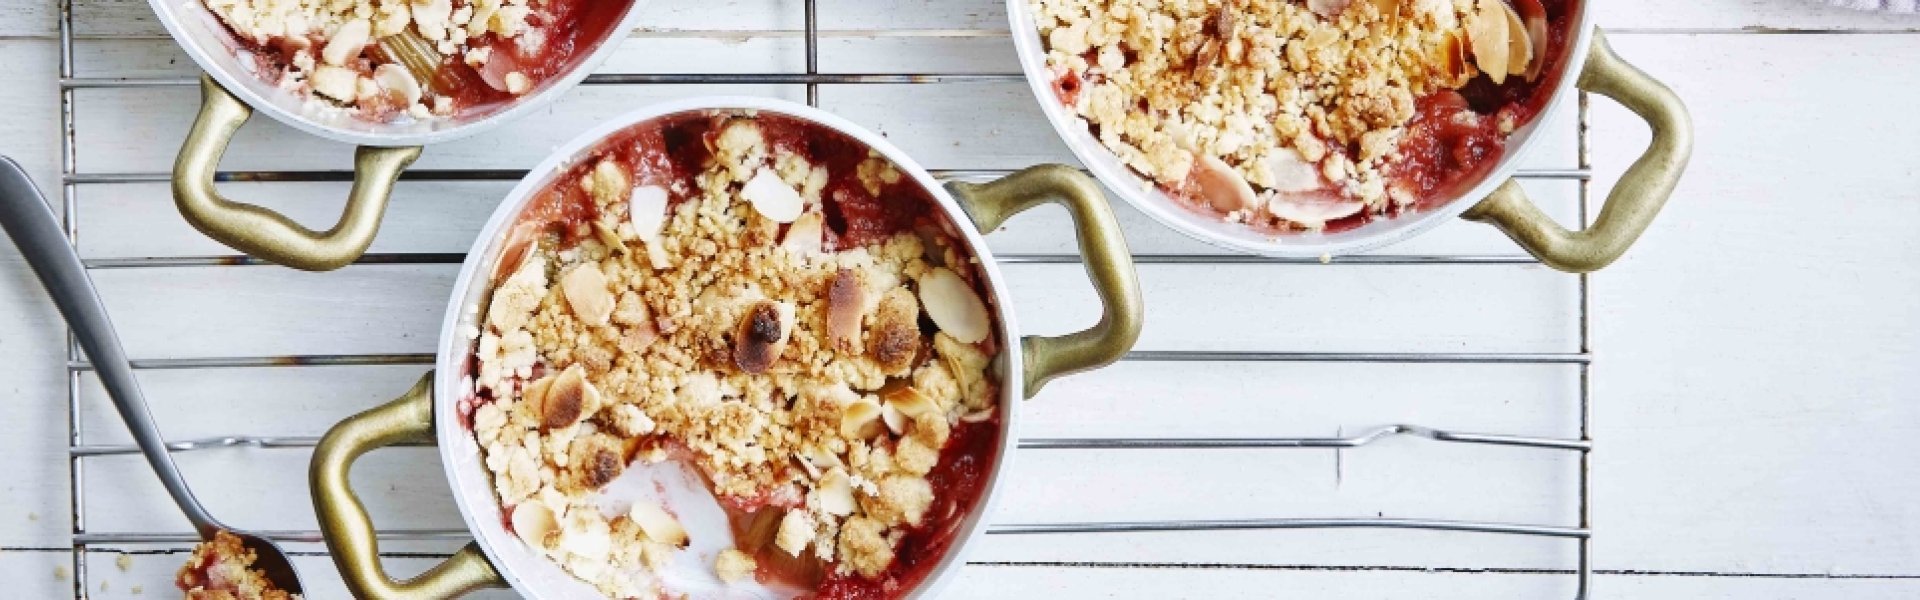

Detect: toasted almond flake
1269,195,1368,229
825,268,867,353
817,468,857,516
840,398,886,440
741,168,805,223
883,385,941,419
1190,154,1258,213
321,18,370,66
1468,0,1511,84
781,211,824,254
917,267,990,344
1513,0,1549,81
372,63,422,105
867,287,922,375
1307,0,1350,18
960,407,996,423
309,65,359,103
733,299,795,374
629,501,689,548
511,502,557,549
881,402,908,436
1502,0,1532,76
629,185,669,242
560,263,616,326
1263,149,1324,194
539,364,601,431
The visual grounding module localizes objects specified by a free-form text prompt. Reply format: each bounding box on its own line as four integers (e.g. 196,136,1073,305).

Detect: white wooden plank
0,38,74,550
1589,33,1920,577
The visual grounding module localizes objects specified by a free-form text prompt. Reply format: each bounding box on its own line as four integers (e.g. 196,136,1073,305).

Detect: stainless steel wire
57,4,1595,597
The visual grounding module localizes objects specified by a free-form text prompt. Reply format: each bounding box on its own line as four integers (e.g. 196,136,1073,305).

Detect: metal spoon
0,156,305,595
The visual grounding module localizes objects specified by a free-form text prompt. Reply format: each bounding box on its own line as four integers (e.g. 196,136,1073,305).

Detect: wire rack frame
56,0,1597,597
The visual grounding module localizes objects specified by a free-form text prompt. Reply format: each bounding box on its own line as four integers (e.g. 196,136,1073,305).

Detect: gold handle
310,372,506,599
1462,30,1693,273
175,75,423,271
946,164,1144,397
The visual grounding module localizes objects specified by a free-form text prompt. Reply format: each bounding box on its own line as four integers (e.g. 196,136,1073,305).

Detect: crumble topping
1031,0,1548,229
203,0,545,118
176,530,300,600
469,113,1003,597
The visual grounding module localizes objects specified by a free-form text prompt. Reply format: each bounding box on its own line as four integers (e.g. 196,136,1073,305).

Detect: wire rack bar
59,3,1597,597
62,167,1591,184
65,349,1588,372
67,424,1591,457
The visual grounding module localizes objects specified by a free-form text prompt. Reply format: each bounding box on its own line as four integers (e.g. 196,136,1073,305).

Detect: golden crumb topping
1031,0,1545,228
176,531,299,600
469,114,1002,597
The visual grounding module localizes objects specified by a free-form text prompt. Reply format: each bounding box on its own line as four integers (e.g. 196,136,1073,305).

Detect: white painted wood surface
1,1,1917,598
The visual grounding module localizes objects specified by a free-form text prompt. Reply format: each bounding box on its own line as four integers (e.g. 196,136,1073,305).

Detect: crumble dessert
176,530,300,600
1030,0,1572,233
463,110,1005,598
199,0,630,121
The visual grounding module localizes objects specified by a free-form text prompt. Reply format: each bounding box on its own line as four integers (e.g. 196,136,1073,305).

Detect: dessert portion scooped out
463,110,1004,598
176,530,302,600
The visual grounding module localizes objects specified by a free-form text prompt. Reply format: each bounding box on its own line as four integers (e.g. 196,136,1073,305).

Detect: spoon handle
0,156,223,538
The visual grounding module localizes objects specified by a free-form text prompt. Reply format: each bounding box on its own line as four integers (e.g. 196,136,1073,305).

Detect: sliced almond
309,65,359,103
882,384,941,419
816,468,857,516
1468,0,1511,84
1502,0,1532,76
867,287,923,375
1190,154,1258,213
522,374,553,412
1306,0,1350,18
1263,149,1325,194
560,263,616,327
510,502,557,550
741,168,804,223
628,501,690,548
781,211,824,254
880,402,908,436
321,18,370,67
1269,195,1368,229
917,267,990,345
825,268,867,353
490,222,540,284
733,299,796,375
539,364,602,431
1512,0,1549,81
371,63,421,105
628,184,669,240
840,398,886,440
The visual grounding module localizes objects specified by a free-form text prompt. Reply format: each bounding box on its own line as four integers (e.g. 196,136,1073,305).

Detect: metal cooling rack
57,0,1596,597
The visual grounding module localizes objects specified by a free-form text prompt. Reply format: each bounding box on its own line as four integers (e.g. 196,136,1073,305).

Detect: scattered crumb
28,512,39,521
53,565,68,581
101,579,110,592
714,548,757,583
1319,252,1332,264
117,553,133,571
132,584,144,595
